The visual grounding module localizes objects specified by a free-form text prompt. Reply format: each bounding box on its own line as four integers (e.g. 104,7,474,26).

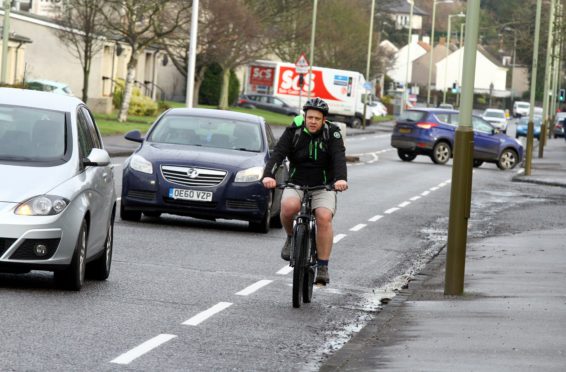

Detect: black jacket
263,116,347,186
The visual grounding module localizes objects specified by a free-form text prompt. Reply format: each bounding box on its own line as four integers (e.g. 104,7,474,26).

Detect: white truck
244,61,373,128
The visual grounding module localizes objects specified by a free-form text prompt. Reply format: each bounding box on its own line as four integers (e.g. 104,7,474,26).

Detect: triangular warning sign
295,53,309,68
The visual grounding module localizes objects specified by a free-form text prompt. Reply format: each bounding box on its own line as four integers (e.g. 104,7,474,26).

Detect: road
0,119,545,370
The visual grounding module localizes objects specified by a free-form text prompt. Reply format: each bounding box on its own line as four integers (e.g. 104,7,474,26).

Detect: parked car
515,115,543,139
513,101,530,117
25,79,74,96
481,108,509,133
390,108,523,170
552,112,566,138
438,103,454,109
367,100,388,117
120,108,288,233
0,88,116,290
237,94,300,116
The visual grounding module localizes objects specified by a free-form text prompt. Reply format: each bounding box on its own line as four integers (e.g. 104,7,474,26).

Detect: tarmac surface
103,123,566,371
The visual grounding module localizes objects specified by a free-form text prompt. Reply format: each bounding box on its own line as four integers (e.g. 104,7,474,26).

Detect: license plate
168,188,213,202
399,128,411,134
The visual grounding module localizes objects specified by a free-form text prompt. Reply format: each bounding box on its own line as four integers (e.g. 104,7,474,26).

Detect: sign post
295,52,310,112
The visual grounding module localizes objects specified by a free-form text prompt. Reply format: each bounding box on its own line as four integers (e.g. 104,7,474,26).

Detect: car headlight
15,195,70,216
129,154,153,174
235,166,264,183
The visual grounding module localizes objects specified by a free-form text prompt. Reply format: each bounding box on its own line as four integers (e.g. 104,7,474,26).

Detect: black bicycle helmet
303,97,329,116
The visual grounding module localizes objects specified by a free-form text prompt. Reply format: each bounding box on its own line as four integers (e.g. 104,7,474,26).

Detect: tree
55,0,106,103
101,1,190,121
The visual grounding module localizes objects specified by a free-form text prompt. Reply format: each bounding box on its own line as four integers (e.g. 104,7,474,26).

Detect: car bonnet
0,163,71,203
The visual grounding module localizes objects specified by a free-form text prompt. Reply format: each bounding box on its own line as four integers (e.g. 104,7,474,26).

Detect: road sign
295,52,310,74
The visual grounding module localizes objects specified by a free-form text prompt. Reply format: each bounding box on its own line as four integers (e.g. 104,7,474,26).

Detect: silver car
0,88,116,290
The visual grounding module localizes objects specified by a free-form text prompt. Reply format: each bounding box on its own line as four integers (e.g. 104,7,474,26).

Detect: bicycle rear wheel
292,223,308,308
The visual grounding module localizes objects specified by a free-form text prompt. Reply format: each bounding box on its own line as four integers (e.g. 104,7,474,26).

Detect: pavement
103,124,566,371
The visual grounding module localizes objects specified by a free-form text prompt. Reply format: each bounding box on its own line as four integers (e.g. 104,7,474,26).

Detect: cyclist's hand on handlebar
334,180,348,192
262,177,277,189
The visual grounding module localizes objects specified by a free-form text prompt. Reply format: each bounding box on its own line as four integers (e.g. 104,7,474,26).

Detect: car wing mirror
125,129,144,143
83,148,111,167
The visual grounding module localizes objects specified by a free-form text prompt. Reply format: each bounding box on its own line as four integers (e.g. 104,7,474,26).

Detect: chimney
422,35,430,45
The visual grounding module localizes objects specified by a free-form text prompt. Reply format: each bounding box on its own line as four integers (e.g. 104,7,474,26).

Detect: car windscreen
518,117,542,127
149,115,263,152
0,105,67,162
484,111,504,118
397,111,426,122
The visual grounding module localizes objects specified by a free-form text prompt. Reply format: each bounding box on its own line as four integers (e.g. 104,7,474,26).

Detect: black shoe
281,236,292,261
315,265,329,285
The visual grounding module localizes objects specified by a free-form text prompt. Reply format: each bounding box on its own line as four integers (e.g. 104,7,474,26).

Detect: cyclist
262,97,348,285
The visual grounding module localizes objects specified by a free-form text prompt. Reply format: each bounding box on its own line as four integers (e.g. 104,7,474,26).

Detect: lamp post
1,0,11,84
456,22,465,107
502,27,517,104
307,0,318,99
443,12,465,104
401,0,414,116
426,0,453,107
362,0,376,130
539,0,555,158
186,0,199,108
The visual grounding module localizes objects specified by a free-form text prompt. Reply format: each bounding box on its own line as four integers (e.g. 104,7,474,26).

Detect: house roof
0,28,32,43
382,0,428,16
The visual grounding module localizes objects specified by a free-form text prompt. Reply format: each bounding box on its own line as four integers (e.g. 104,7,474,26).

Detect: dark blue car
515,116,542,139
391,108,523,170
120,108,288,233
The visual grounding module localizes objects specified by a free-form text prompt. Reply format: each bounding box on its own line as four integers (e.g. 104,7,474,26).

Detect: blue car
391,108,523,170
120,108,288,233
515,116,542,139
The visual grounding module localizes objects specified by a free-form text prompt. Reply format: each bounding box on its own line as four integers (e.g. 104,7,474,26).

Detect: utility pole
540,0,555,158
186,0,199,108
362,0,376,130
1,0,11,84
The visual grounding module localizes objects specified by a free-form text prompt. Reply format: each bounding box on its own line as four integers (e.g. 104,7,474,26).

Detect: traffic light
559,88,565,102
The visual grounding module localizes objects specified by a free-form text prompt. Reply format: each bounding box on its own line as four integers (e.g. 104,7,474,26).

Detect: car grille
9,238,60,260
161,165,227,187
226,200,258,210
0,238,17,257
127,190,156,201
164,198,217,209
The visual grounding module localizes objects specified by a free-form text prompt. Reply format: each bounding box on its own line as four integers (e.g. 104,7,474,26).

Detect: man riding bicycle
262,97,348,285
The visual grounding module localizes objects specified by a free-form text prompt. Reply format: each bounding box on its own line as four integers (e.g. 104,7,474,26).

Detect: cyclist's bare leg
314,207,333,260
281,196,300,236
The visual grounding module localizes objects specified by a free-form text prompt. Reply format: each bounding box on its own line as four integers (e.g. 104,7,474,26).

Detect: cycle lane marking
235,280,273,296
182,302,233,326
110,334,177,365
349,224,366,231
398,201,410,208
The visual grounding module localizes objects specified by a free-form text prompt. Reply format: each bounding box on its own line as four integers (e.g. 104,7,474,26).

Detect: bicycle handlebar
276,182,334,192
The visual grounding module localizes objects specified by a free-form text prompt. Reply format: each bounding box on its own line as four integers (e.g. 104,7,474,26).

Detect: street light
426,0,453,107
401,0,414,116
501,27,517,104
442,12,465,104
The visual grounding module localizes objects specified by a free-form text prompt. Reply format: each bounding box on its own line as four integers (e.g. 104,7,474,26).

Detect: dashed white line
276,266,293,275
421,191,430,196
236,280,273,296
368,214,383,222
333,234,347,243
430,186,439,191
110,334,177,365
398,201,410,208
349,224,366,232
410,196,421,201
182,302,233,326
384,207,399,214
438,182,448,187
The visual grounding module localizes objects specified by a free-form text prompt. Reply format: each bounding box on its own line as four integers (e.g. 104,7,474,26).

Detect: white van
513,101,530,117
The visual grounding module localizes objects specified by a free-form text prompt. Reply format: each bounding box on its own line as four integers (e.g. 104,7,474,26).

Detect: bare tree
101,0,190,122
55,0,106,103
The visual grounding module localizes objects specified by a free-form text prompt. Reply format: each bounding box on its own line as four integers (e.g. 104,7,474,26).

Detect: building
386,36,429,86
383,0,428,32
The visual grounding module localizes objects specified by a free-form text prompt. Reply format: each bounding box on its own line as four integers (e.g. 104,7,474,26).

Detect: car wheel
473,160,484,168
143,211,162,218
397,149,417,162
497,148,519,170
350,117,362,129
120,202,141,221
249,197,271,233
431,141,451,164
88,210,114,280
55,219,87,291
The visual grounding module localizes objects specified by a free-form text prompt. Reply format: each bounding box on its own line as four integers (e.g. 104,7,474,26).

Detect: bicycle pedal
315,282,327,288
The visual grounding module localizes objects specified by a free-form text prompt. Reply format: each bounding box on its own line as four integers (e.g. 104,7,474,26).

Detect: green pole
401,0,414,116
1,0,11,84
540,0,555,158
525,0,543,176
442,15,452,104
307,0,318,100
426,0,438,107
444,0,479,296
362,0,376,130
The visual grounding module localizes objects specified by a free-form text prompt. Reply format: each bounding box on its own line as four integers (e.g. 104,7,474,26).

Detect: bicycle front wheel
292,223,308,308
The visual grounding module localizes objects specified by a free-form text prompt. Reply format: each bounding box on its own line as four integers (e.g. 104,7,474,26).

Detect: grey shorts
281,188,337,215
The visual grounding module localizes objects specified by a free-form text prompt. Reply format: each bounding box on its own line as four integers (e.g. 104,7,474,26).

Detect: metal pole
307,0,318,99
444,0,480,296
540,0,555,157
550,1,561,122
426,0,440,107
525,0,543,176
185,0,199,108
401,1,414,116
510,30,516,103
1,0,11,84
443,16,452,104
362,0,376,130
456,23,465,107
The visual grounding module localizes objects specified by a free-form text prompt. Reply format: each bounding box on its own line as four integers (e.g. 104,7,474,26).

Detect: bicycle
278,182,333,308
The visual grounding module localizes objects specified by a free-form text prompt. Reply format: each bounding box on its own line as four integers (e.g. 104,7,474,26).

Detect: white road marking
421,190,430,196
276,266,293,275
349,224,366,232
110,334,177,365
368,214,383,222
384,207,399,214
236,280,273,296
182,302,233,326
438,182,448,187
398,201,410,208
333,234,347,243
430,186,439,191
116,197,121,202
410,196,421,201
